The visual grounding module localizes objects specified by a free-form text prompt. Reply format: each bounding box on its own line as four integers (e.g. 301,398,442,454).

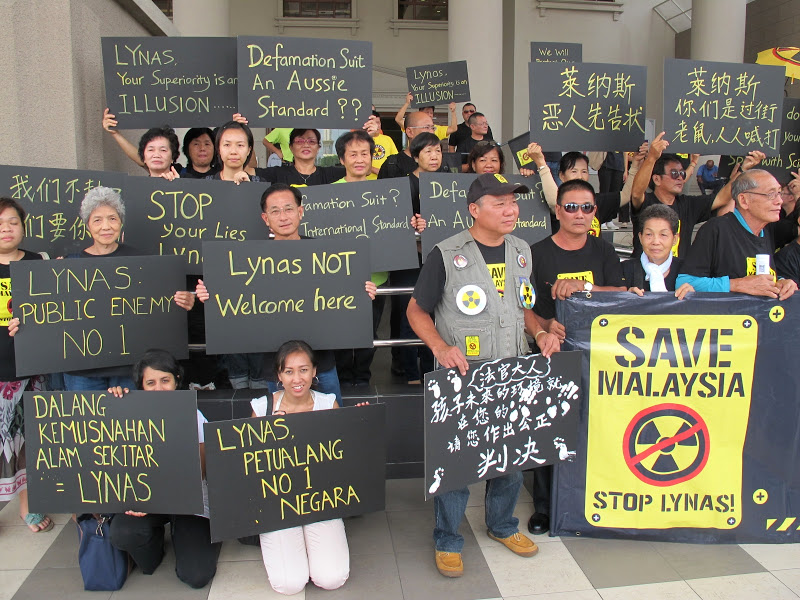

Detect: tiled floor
2,479,798,600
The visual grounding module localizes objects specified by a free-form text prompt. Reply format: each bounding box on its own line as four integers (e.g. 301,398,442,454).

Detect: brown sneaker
435,551,464,577
487,530,539,557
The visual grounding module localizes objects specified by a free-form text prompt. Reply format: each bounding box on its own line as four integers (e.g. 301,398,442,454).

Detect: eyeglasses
409,125,435,131
293,138,319,146
667,169,686,180
561,203,596,214
745,190,781,201
267,206,299,217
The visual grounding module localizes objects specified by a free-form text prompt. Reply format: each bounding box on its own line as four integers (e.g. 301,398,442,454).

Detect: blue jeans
223,353,269,389
433,470,522,552
266,365,342,406
63,373,136,392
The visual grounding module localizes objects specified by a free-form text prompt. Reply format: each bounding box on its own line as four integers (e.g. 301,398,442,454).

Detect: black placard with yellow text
419,173,551,261
553,293,800,543
0,165,125,258
204,403,386,541
24,390,203,514
11,256,188,377
202,239,372,353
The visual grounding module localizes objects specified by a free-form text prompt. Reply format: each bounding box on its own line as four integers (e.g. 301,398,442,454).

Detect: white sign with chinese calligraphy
424,351,583,498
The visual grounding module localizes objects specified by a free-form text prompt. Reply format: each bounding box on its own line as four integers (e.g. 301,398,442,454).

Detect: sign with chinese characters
718,98,800,180
663,58,785,156
529,62,647,151
424,352,582,498
0,165,125,258
101,37,238,128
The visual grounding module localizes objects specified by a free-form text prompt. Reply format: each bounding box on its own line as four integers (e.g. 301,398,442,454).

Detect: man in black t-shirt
528,179,625,535
448,103,494,152
378,111,437,179
677,169,797,300
457,113,492,171
631,131,766,258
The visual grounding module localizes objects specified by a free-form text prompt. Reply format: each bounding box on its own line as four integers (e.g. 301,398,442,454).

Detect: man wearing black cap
407,173,560,578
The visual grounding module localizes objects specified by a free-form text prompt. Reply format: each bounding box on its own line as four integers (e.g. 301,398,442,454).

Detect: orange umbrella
756,47,800,82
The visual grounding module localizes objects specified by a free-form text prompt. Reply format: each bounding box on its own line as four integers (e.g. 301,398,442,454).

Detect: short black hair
637,203,679,234
0,197,26,224
138,126,180,163
133,349,184,390
335,129,375,160
289,128,321,146
466,141,505,174
274,340,317,376
182,128,214,168
556,179,596,205
409,132,441,159
559,152,589,175
260,183,302,212
467,112,485,126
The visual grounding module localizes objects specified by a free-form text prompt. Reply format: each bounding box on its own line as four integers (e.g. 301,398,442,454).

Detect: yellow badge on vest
465,335,480,356
518,277,535,309
456,284,487,315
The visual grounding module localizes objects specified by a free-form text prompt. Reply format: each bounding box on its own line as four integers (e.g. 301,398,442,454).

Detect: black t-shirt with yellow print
530,235,623,320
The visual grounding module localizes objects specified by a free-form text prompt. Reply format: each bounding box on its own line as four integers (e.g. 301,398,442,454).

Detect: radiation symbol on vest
519,278,535,309
456,284,487,315
623,403,710,487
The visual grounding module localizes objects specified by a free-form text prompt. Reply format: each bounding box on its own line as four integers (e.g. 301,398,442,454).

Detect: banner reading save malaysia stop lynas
552,292,800,543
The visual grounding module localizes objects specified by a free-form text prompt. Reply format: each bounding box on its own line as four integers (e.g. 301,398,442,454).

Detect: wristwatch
583,281,593,292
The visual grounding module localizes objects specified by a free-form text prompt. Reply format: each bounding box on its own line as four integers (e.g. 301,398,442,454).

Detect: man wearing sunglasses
527,179,626,534
676,169,797,299
631,131,765,259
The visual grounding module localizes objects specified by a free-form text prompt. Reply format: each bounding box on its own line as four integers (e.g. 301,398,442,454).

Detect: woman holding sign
251,340,355,595
207,120,263,183
9,188,196,391
0,197,53,533
107,349,221,589
101,110,181,180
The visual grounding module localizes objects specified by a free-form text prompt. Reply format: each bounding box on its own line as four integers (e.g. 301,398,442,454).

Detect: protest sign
237,36,372,128
424,352,582,498
553,293,800,543
663,58,785,156
101,37,238,128
11,256,188,376
718,98,800,180
419,173,551,260
25,390,203,514
508,132,534,170
531,42,582,63
205,403,386,541
123,177,269,274
0,165,124,258
202,239,372,353
529,61,647,151
298,179,418,272
406,60,470,107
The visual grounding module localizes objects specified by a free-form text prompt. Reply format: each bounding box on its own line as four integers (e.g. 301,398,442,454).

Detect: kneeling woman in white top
251,340,351,595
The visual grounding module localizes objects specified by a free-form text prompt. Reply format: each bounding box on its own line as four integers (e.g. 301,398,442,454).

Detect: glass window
283,0,352,18
397,0,448,21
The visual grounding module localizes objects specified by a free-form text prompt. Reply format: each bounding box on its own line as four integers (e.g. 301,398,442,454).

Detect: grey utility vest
434,230,532,363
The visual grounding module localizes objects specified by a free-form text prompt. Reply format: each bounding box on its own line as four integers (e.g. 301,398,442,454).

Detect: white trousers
259,518,350,595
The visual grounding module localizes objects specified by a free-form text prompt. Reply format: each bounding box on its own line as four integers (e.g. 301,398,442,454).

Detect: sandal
23,513,54,533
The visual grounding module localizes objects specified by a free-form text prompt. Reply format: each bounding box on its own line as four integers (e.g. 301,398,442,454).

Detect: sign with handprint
423,351,583,498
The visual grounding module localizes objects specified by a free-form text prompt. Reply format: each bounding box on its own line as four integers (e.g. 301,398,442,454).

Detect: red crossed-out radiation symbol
622,403,710,487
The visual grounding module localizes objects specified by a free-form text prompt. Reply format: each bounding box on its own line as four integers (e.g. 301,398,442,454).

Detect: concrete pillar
173,0,230,36
449,0,503,138
691,0,747,63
